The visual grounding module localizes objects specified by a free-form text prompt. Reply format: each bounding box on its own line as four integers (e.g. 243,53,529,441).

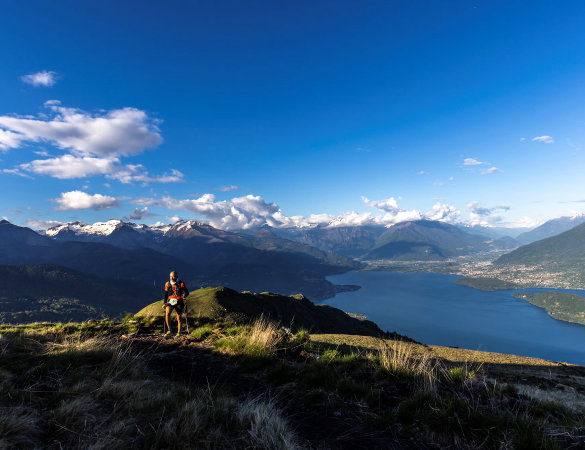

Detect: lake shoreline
323,270,585,366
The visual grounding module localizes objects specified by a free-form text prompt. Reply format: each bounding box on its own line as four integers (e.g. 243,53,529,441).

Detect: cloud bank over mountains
38,189,534,231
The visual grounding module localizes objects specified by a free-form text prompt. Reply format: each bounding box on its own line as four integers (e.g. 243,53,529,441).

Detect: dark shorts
166,300,184,314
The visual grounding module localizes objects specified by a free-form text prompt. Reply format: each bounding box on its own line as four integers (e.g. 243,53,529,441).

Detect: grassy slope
514,292,585,325
137,286,398,338
2,318,585,449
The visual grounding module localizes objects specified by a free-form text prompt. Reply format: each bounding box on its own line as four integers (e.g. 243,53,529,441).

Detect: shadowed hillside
137,286,396,338
0,264,159,323
2,315,584,449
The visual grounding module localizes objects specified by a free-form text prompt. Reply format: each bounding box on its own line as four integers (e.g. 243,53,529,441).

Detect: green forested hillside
0,264,159,323
496,223,585,268
514,291,585,325
455,277,520,291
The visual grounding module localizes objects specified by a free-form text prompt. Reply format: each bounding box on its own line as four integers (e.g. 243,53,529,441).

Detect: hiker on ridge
163,270,189,336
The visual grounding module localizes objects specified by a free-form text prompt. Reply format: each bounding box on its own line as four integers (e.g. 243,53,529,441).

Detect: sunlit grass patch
191,324,215,340
377,340,439,390
213,315,284,360
441,365,477,386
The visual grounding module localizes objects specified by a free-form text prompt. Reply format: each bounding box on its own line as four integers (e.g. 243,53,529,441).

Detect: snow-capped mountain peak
46,219,133,237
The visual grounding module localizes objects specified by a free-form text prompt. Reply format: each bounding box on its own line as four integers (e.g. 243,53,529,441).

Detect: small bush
192,324,214,340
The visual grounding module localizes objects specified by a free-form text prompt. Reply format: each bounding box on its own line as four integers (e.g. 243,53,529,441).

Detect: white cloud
2,168,32,178
52,191,119,211
134,193,426,230
481,166,501,175
416,170,427,175
20,155,116,179
362,196,400,213
123,207,154,221
0,129,25,150
17,155,183,184
0,101,162,157
21,71,58,87
167,216,182,223
466,202,510,226
219,185,239,192
25,219,64,229
426,202,460,223
532,135,554,144
504,216,541,229
108,165,184,184
463,157,488,166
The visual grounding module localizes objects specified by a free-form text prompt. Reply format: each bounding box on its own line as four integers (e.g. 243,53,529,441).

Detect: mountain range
268,220,518,260
0,219,360,301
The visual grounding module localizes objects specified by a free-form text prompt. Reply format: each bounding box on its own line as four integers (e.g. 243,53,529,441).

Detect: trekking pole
162,301,166,335
185,303,189,333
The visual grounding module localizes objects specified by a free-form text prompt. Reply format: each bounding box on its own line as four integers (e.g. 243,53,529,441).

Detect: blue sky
2,1,585,230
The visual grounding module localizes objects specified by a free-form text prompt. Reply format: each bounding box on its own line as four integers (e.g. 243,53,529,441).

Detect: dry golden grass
311,333,564,367
248,315,282,351
377,340,439,390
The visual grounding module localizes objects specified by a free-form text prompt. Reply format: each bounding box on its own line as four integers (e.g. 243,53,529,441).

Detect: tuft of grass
293,328,309,343
441,365,476,386
377,340,438,390
191,324,215,340
0,406,41,449
321,349,341,362
213,315,283,360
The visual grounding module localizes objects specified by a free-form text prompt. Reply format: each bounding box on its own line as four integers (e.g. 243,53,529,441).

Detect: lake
324,271,585,366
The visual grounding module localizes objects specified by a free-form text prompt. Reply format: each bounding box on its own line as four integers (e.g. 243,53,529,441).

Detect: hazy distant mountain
516,215,585,244
495,222,585,269
365,220,498,260
260,221,519,260
454,224,530,240
264,225,386,258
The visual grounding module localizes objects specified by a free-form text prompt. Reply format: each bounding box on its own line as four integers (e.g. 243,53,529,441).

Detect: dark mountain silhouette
0,264,159,323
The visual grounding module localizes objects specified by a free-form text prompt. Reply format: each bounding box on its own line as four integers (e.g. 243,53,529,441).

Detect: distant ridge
496,222,585,271
516,214,585,244
365,220,506,260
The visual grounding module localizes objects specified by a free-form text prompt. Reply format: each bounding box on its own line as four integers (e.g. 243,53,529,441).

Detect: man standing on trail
163,270,189,336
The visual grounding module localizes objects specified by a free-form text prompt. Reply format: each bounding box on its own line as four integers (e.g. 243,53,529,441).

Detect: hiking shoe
176,331,181,336
165,330,171,335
